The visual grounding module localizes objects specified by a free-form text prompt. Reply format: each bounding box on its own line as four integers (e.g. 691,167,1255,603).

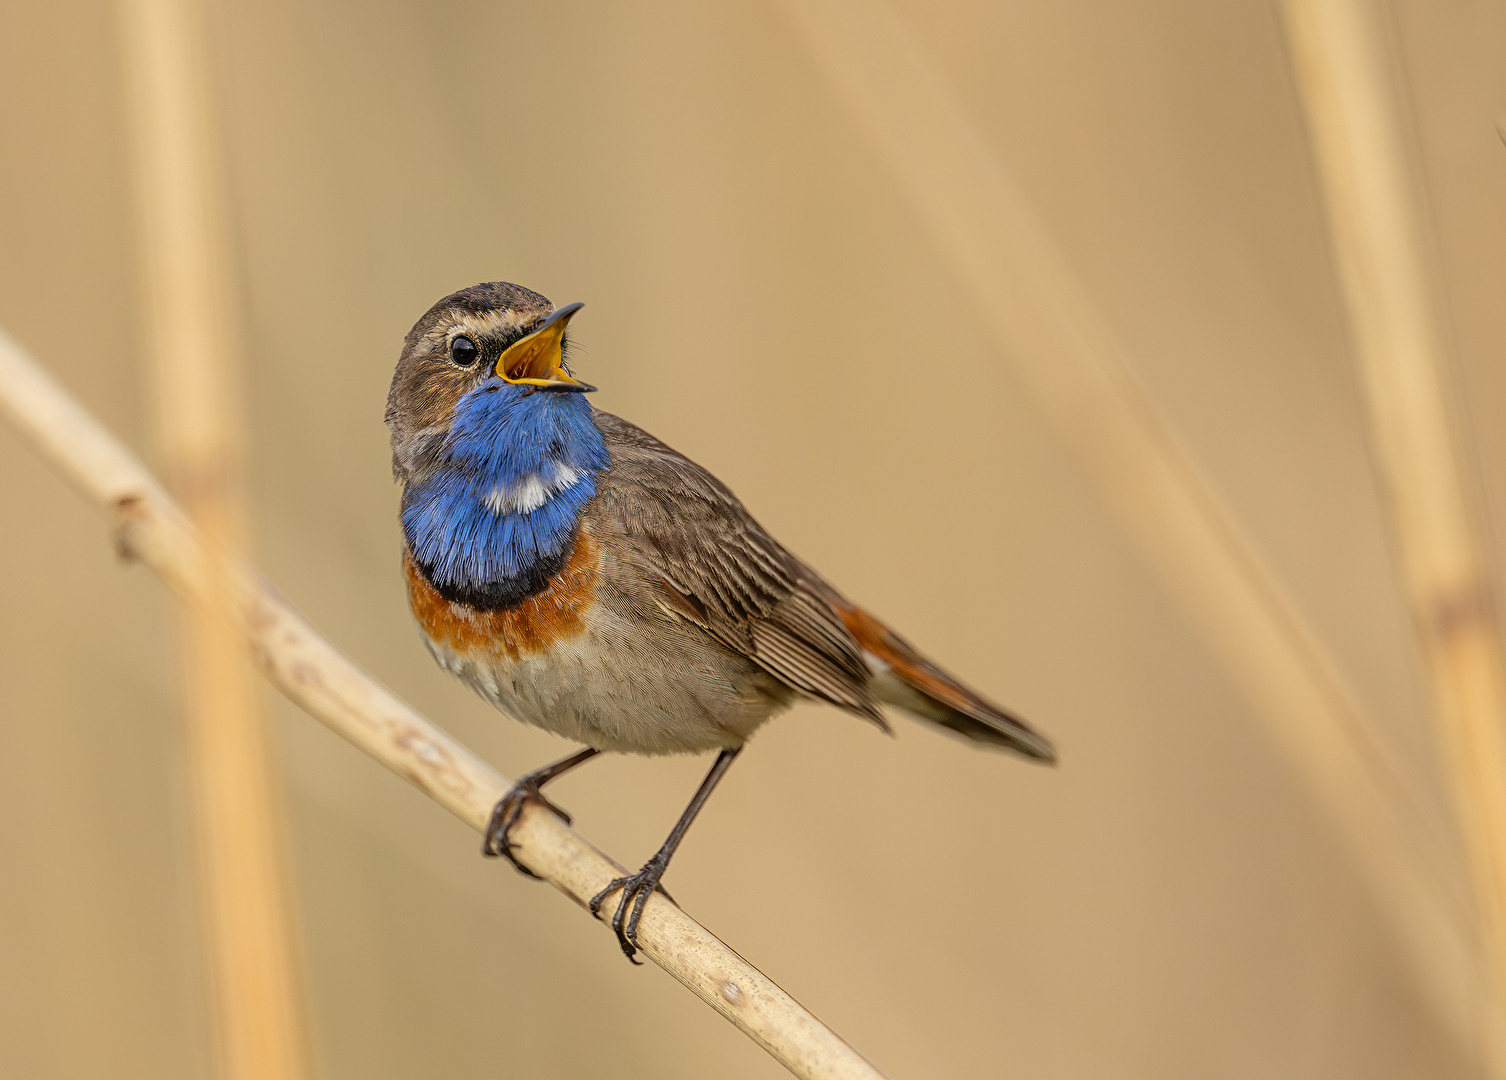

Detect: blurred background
2,0,1505,1076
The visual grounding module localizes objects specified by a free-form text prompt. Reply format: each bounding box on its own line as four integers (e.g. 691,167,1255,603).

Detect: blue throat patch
403,378,609,610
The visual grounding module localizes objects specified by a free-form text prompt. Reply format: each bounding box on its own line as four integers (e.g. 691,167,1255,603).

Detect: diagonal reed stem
775,0,1475,1052
0,326,887,1080
1279,0,1506,1067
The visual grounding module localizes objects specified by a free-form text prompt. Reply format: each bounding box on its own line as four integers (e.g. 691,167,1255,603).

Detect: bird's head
386,281,595,484
387,282,610,607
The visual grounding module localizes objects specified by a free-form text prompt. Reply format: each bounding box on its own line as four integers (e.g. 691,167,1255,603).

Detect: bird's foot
588,854,676,963
481,773,574,878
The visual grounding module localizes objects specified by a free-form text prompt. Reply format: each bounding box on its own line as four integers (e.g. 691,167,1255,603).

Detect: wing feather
593,413,883,723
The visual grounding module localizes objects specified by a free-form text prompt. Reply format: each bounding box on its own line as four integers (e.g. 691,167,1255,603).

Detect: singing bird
387,282,1055,959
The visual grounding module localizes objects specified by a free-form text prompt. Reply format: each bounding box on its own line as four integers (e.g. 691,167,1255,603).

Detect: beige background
2,0,1505,1076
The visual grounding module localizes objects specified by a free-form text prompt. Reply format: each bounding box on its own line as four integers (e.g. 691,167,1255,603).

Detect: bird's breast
404,526,600,663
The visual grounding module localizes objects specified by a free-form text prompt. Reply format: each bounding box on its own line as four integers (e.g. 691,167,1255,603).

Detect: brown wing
591,412,885,726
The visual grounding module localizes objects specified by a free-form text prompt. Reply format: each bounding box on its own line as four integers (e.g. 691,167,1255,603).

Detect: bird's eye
450,335,480,367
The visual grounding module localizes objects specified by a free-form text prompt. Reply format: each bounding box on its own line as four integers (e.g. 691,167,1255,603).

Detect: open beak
495,302,595,392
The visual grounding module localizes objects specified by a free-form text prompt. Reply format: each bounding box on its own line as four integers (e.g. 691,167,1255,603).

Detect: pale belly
404,542,795,755
421,621,794,754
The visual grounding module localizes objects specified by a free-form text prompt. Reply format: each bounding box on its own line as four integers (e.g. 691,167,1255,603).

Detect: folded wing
593,411,1053,761
594,413,884,724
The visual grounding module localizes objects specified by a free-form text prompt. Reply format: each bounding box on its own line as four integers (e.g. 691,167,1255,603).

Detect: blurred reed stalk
1280,0,1506,1066
116,1,311,1078
0,329,884,1080
776,0,1476,1050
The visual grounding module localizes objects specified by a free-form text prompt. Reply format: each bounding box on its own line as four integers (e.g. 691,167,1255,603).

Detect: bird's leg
589,746,742,962
483,747,601,877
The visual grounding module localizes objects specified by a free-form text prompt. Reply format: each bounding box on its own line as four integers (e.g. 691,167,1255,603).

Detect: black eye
450,335,480,367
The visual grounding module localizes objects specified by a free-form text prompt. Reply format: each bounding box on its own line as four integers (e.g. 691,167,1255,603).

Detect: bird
386,281,1055,960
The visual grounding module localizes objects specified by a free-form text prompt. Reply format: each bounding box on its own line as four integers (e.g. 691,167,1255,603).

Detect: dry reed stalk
1279,0,1506,1063
0,326,886,1080
116,0,308,1076
775,0,1475,1048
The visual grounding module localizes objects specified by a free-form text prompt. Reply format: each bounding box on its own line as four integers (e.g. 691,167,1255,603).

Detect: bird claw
481,776,573,878
588,856,674,962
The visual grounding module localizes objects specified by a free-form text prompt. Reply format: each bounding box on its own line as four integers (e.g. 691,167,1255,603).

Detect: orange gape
405,527,600,662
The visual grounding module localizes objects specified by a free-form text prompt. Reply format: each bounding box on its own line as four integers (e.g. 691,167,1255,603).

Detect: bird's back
580,411,1054,761
390,291,1052,761
390,282,1053,963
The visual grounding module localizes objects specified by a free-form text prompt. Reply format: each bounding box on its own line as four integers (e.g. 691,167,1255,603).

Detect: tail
836,603,1056,763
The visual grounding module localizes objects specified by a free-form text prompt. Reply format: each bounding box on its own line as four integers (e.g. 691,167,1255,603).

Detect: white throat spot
482,462,586,516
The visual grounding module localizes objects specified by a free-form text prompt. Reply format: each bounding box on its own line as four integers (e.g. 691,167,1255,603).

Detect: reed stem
115,0,311,1076
1279,0,1506,1067
0,326,886,1080
776,0,1474,1047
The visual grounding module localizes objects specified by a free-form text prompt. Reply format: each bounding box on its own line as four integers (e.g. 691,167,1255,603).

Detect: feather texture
402,377,609,609
387,281,1052,761
589,413,886,726
834,599,1055,760
588,413,1053,760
